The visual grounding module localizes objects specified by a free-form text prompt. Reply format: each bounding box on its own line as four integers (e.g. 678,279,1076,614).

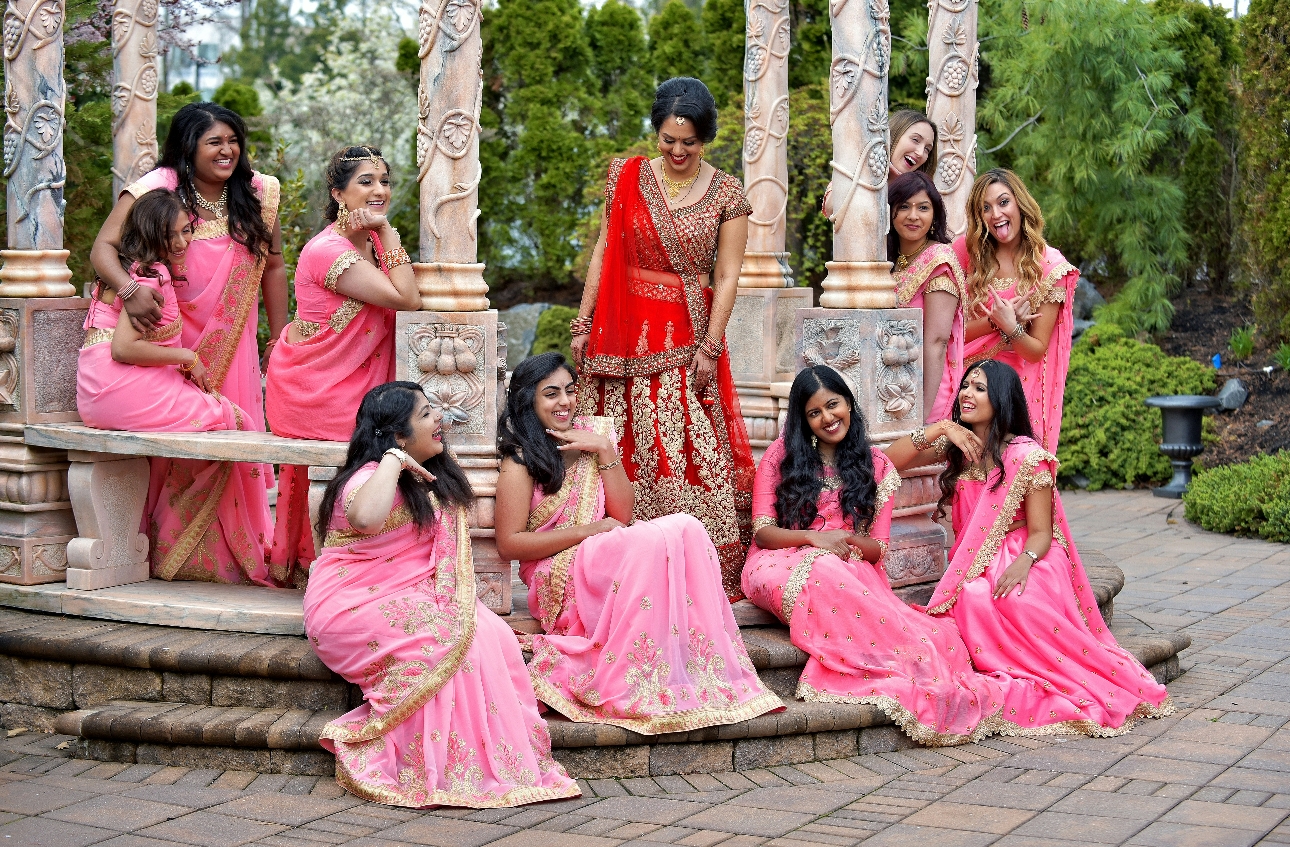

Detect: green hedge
1057,324,1215,490
530,305,577,364
1184,451,1290,542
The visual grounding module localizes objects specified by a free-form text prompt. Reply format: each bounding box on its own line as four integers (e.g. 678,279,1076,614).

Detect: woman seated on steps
886,359,1173,736
494,352,782,735
76,188,276,586
304,381,579,808
742,365,1007,745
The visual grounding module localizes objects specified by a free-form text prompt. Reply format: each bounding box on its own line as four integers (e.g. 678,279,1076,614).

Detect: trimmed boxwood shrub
1057,323,1215,490
1184,451,1290,543
530,305,578,364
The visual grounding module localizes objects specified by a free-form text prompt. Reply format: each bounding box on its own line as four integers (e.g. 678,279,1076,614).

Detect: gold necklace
895,239,931,272
660,165,700,202
194,185,228,219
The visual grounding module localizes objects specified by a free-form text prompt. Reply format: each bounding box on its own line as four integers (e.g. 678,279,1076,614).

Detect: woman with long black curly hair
742,365,1006,745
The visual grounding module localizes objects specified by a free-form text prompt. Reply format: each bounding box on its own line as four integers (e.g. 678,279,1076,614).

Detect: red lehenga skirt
576,276,754,601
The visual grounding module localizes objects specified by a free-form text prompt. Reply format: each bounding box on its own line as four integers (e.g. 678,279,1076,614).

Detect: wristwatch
1021,550,1039,563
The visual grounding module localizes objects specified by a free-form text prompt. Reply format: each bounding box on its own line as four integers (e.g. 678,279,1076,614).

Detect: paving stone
134,810,289,846
856,824,998,846
1011,810,1150,844
940,779,1069,811
579,795,710,825
0,781,94,814
1158,798,1288,830
0,816,118,846
1048,788,1179,820
44,793,191,831
674,804,816,837
1126,820,1262,847
487,831,621,846
901,801,1036,834
348,814,520,846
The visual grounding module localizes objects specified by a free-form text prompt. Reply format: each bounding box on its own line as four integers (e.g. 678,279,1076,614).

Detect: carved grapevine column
819,0,894,308
925,0,977,238
738,0,790,289
110,0,159,195
415,0,488,312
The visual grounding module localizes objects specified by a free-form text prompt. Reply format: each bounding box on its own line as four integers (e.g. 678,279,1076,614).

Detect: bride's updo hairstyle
651,77,719,144
498,352,576,495
776,365,877,534
315,381,473,537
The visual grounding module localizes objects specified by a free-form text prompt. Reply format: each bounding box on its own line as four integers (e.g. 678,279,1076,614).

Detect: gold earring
811,435,818,449
335,203,350,231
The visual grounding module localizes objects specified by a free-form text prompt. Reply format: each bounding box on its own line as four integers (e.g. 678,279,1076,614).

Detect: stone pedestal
728,285,811,453
395,309,511,614
64,451,150,590
795,306,947,587
412,263,489,313
819,260,896,310
0,297,87,584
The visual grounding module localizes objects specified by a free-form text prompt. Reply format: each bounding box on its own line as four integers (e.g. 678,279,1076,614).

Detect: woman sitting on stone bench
76,188,276,586
305,381,579,808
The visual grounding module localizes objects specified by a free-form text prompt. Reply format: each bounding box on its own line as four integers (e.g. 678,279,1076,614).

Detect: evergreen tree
1153,0,1240,292
978,0,1198,335
787,0,829,89
228,0,292,82
888,0,930,112
586,0,653,148
649,0,707,83
701,0,745,108
1239,0,1290,343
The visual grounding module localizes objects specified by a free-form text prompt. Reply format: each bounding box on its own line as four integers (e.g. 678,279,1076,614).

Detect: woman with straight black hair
304,381,579,808
886,360,1172,736
743,365,1006,745
90,103,287,581
494,353,781,735
570,77,757,601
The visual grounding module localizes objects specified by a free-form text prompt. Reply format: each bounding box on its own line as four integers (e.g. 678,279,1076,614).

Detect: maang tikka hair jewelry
340,146,384,167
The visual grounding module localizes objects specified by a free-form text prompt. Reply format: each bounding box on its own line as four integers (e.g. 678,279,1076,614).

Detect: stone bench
24,424,348,591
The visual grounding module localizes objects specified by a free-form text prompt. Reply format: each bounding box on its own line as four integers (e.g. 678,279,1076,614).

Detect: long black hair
315,382,474,538
651,77,719,143
497,352,576,495
776,365,878,533
886,170,950,263
324,145,388,223
158,103,272,260
118,189,187,281
937,360,1036,516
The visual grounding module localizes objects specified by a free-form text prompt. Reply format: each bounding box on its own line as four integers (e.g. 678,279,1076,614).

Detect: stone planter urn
1144,394,1222,498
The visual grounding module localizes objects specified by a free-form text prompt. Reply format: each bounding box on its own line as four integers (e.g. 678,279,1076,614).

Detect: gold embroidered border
751,515,777,534
323,504,415,548
329,298,365,334
82,327,114,348
294,319,321,339
332,751,581,809
874,464,902,514
529,671,784,736
628,275,686,303
925,446,1058,615
155,462,234,581
318,503,478,744
797,683,1007,747
325,250,363,293
192,217,229,241
895,243,966,305
142,316,183,343
781,548,832,625
992,696,1175,740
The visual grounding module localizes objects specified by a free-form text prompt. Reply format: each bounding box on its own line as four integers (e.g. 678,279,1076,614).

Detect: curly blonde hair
964,168,1047,311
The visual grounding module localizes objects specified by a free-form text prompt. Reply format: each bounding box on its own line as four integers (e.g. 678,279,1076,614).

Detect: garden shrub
530,305,577,364
1057,323,1214,490
1184,451,1290,543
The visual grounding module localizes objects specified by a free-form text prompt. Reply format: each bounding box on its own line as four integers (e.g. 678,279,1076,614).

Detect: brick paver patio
1,490,1288,847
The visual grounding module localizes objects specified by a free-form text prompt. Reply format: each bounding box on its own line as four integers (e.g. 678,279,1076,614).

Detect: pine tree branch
891,35,927,51
983,109,1044,154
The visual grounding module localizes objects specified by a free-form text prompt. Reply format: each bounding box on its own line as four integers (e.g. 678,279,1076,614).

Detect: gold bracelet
931,434,950,456
381,246,411,270
599,455,621,471
911,426,932,451
178,353,197,375
569,315,594,336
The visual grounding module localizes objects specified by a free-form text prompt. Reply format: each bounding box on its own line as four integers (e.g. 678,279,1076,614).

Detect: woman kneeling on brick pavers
743,365,1007,745
887,359,1174,736
304,381,580,808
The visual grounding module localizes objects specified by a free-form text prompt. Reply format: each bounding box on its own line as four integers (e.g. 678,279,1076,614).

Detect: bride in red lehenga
570,77,755,601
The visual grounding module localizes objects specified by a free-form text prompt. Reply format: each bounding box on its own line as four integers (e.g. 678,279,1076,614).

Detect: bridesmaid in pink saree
305,382,579,807
888,360,1173,736
266,146,420,587
91,103,283,583
495,353,782,734
742,366,1005,745
954,168,1078,452
888,172,965,423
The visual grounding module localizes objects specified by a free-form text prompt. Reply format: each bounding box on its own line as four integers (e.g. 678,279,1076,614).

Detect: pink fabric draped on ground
742,439,1005,745
953,237,1078,452
266,226,396,586
76,262,274,585
924,437,1172,736
894,242,966,423
519,416,782,735
303,464,579,808
123,168,279,584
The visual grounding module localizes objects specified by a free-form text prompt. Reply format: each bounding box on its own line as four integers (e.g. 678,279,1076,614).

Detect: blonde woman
953,168,1078,452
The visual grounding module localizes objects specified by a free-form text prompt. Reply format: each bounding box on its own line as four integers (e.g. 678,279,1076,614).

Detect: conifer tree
587,0,653,148
701,0,746,107
649,0,708,83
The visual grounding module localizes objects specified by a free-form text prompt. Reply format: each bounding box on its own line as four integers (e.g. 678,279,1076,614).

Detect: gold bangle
381,246,411,270
178,353,197,375
569,315,594,336
598,455,621,471
911,426,932,451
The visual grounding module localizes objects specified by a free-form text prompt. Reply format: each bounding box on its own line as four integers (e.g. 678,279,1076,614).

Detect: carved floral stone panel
408,323,487,435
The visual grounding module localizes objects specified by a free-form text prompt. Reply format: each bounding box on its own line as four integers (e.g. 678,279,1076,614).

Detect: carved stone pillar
110,0,160,195
1,1,83,585
405,0,508,611
925,0,977,239
731,0,806,455
414,0,487,312
820,0,893,309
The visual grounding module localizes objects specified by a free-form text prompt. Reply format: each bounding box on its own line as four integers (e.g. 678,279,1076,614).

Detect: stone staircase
0,553,1190,779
